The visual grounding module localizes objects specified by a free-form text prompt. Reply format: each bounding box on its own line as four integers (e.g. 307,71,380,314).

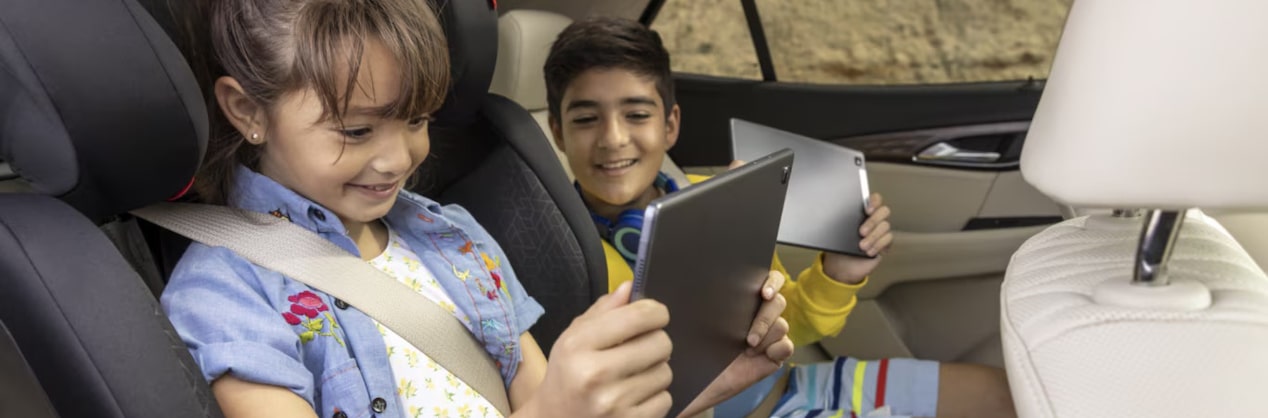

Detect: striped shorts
772,357,939,418
716,357,940,418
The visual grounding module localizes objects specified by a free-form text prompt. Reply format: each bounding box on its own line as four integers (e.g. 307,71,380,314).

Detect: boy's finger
729,160,747,170
764,337,795,363
761,270,786,299
753,317,790,354
859,206,892,235
866,193,884,214
861,221,891,251
869,233,894,257
747,294,786,347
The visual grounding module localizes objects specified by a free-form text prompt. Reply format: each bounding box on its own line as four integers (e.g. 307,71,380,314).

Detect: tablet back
631,148,793,417
731,118,872,257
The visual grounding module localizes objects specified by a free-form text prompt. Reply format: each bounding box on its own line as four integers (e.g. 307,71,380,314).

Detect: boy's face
551,68,680,208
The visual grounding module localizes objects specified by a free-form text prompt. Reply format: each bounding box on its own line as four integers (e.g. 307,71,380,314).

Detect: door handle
915,142,1000,163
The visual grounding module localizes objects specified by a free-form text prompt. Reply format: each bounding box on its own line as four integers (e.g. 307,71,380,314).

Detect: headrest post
1133,210,1186,286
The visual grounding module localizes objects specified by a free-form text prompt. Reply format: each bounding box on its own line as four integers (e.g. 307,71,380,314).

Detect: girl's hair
190,0,451,204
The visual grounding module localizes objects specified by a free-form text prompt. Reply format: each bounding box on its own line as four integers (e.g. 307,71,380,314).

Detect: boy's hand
679,271,794,417
528,282,673,418
823,193,892,284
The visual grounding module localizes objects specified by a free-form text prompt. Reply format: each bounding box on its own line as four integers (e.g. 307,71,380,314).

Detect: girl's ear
214,76,267,144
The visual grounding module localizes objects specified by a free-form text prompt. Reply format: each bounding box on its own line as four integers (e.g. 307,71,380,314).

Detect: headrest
432,0,499,126
489,10,574,112
1021,0,1268,210
0,0,207,222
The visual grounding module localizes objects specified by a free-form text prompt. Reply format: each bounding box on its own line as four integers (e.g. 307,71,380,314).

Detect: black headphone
584,173,680,267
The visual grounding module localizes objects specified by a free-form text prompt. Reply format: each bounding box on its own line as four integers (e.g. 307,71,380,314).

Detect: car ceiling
497,0,651,21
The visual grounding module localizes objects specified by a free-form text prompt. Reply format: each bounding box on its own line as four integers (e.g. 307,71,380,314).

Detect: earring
251,132,259,140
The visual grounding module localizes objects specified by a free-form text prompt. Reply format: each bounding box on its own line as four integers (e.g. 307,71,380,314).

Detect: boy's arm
775,253,867,346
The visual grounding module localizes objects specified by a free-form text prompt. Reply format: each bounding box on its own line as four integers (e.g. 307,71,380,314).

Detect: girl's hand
519,282,673,418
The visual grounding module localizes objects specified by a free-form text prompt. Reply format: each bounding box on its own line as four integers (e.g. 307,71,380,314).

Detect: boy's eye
627,112,651,121
571,115,598,125
340,127,373,140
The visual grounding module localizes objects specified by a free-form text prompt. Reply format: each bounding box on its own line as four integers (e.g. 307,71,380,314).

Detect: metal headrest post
1133,210,1187,286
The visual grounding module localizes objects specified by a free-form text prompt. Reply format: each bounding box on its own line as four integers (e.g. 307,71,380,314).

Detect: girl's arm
510,332,549,410
211,376,320,418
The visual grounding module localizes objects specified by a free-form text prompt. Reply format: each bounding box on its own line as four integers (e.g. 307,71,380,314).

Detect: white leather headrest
490,10,573,112
1022,0,1268,210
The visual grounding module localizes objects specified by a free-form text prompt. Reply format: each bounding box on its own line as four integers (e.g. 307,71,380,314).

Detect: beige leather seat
489,9,690,185
1002,1,1268,417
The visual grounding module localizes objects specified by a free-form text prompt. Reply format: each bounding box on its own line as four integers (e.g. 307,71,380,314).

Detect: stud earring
251,132,260,140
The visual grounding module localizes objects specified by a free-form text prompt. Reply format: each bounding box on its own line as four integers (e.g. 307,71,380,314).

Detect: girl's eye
340,127,373,140
408,115,432,128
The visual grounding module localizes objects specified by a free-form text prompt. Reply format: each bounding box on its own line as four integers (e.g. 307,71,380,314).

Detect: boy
543,17,1015,418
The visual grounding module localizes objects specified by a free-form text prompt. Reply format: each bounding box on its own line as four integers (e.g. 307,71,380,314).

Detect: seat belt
131,202,512,416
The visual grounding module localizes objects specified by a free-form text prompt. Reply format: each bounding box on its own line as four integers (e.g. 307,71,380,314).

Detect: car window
652,0,1073,85
650,0,761,80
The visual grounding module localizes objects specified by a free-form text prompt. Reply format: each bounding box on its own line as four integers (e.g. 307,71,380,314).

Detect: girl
159,0,793,417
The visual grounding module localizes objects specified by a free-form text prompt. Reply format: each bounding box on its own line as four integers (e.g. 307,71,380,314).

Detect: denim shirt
161,166,544,418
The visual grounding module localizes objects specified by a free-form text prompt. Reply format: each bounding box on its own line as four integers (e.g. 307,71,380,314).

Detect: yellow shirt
602,174,866,347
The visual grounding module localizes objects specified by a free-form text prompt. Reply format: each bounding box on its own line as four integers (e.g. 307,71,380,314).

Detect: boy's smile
551,68,681,218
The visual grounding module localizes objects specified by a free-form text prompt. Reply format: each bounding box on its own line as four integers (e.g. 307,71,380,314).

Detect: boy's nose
598,118,630,149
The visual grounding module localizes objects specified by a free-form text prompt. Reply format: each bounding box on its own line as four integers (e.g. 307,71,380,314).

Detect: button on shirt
161,166,544,418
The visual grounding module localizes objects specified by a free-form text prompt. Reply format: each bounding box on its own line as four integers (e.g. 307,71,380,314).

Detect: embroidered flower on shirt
282,290,344,347
481,252,500,270
480,319,503,334
452,265,471,281
417,213,434,223
288,291,328,318
269,209,291,222
459,240,475,255
481,253,511,299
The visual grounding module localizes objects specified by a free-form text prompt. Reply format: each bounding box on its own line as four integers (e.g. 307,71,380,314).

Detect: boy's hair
185,0,451,204
544,17,674,121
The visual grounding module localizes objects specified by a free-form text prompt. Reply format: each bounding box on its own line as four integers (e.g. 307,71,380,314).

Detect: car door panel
671,74,1061,366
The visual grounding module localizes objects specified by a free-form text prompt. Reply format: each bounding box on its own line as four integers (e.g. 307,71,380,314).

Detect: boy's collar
576,171,680,218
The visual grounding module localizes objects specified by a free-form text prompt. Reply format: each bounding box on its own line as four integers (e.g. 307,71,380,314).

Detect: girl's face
257,40,431,230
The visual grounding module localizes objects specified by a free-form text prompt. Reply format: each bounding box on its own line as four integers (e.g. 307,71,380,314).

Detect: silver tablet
630,148,793,417
730,118,872,257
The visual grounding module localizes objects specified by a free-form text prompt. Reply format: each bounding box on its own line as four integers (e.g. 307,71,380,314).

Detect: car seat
0,0,221,416
1001,1,1268,417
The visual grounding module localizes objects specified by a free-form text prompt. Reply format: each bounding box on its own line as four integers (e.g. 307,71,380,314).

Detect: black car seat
410,0,608,353
0,321,58,418
0,0,221,417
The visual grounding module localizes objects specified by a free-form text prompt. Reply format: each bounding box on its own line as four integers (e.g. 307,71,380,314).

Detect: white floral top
369,229,502,418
